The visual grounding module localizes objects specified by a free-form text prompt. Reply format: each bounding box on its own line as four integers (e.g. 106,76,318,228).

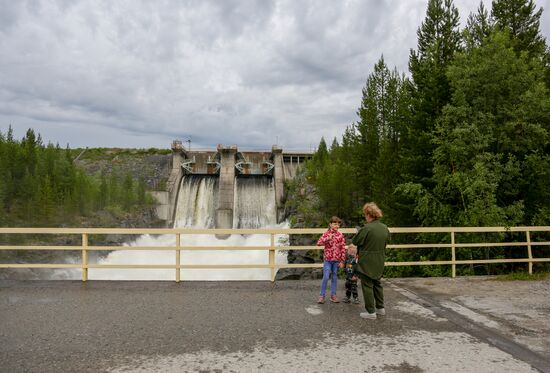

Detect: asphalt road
1,278,548,372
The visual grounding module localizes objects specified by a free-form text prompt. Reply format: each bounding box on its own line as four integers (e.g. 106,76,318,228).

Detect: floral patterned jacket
317,228,346,262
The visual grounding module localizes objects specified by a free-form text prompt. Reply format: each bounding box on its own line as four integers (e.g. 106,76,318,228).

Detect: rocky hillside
73,147,172,190
70,147,173,233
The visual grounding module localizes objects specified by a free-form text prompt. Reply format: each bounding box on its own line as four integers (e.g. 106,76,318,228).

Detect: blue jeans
320,260,339,296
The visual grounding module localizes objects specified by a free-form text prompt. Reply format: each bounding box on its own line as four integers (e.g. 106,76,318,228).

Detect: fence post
526,231,533,275
270,233,275,282
451,231,456,278
176,233,181,283
82,233,88,282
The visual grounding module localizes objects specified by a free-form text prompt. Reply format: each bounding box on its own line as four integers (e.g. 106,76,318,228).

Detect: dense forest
287,0,550,276
0,127,154,229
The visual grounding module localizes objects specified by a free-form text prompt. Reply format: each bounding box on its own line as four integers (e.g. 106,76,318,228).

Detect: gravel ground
0,278,548,372
389,277,550,356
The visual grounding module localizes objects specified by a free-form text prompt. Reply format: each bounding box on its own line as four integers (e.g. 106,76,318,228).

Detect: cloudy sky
1,0,549,151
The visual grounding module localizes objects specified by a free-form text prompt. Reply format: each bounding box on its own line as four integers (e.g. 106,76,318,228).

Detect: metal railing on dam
0,226,549,281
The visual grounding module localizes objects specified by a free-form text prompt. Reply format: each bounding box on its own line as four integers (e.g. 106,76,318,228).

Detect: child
317,216,347,304
343,244,360,304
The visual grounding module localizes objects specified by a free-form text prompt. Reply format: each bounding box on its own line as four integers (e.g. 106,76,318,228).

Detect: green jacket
352,220,390,280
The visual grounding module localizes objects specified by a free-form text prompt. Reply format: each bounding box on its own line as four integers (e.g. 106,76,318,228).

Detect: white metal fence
0,226,549,281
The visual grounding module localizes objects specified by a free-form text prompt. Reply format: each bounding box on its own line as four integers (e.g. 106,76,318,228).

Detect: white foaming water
86,226,289,280
57,175,288,281
174,176,218,228
234,177,276,228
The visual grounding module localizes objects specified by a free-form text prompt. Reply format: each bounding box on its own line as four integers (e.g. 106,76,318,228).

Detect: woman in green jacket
352,202,390,320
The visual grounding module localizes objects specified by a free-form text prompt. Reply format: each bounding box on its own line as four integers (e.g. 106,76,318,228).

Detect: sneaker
353,298,360,304
360,311,377,320
376,308,385,316
330,295,340,303
343,297,351,303
317,296,325,304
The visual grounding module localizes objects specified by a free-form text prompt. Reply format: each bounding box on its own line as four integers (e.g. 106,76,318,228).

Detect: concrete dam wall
153,143,312,228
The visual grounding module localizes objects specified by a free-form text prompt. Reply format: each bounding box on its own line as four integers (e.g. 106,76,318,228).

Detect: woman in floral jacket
317,216,347,303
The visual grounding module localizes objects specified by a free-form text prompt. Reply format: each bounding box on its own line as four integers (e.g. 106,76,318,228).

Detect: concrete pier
271,145,285,222
153,141,185,223
215,145,237,230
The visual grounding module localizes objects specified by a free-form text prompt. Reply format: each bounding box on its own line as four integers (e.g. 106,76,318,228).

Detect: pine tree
137,177,147,206
98,171,109,209
37,176,55,223
21,129,40,176
314,137,328,166
491,0,547,58
0,131,6,218
464,2,493,50
313,56,413,224
352,57,387,200
0,127,154,227
122,172,134,210
1,127,18,213
491,0,550,88
307,137,329,182
316,160,355,220
108,173,120,208
403,31,549,227
406,0,462,186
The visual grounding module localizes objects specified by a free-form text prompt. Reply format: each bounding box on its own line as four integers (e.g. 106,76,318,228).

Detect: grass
492,272,550,281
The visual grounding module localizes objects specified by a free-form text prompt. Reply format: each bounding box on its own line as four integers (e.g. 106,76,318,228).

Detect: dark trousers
357,272,384,313
345,279,358,299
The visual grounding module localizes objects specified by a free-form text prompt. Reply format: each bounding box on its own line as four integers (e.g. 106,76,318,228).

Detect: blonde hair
363,202,383,220
347,245,357,255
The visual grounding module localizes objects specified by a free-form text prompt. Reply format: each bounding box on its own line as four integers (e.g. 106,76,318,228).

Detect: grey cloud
2,0,549,151
0,2,22,33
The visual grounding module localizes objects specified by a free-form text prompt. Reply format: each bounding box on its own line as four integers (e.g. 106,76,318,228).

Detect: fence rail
0,226,549,281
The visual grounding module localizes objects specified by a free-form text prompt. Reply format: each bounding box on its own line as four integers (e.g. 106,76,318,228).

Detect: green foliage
316,160,356,219
404,0,463,189
464,2,492,50
423,30,548,226
491,0,547,59
287,0,550,277
302,56,412,226
306,137,329,182
493,271,550,281
0,127,154,228
283,170,325,227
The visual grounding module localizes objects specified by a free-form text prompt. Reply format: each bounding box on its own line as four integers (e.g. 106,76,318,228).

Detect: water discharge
173,175,219,228
82,175,288,281
233,177,277,228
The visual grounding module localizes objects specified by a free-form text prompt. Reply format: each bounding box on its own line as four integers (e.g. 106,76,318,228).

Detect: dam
153,141,312,228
